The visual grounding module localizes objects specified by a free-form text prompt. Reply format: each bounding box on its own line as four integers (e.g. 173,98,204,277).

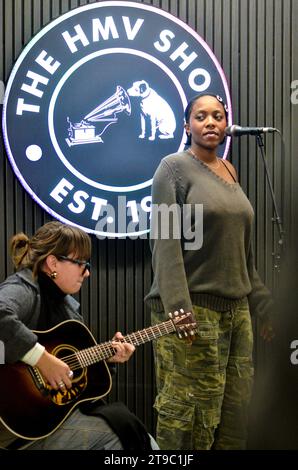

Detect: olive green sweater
145,151,273,319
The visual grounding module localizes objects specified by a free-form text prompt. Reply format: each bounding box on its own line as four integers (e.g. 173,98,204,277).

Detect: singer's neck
188,145,218,164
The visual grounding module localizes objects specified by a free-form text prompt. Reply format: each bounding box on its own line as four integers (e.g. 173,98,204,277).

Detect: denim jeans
18,409,158,450
22,409,123,450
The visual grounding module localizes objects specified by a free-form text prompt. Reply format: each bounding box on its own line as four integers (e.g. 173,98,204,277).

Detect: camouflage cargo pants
151,299,254,450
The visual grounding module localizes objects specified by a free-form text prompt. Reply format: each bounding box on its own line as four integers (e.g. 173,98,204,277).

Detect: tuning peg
168,312,173,318
174,311,179,316
177,332,183,339
180,308,184,313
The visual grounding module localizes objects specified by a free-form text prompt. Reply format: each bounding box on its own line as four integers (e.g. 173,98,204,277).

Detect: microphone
225,125,277,136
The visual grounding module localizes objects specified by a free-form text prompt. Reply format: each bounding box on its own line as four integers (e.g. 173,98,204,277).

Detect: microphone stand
256,133,284,272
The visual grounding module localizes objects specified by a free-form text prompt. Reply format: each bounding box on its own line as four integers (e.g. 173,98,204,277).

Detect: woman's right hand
36,350,73,390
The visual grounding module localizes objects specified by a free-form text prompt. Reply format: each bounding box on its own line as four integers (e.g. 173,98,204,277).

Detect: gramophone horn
85,86,131,122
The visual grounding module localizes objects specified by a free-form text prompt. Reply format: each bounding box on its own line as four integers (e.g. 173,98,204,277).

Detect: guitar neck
73,319,176,369
123,319,175,348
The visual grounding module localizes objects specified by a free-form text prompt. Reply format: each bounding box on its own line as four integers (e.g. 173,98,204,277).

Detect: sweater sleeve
149,160,193,317
0,283,38,363
246,244,274,319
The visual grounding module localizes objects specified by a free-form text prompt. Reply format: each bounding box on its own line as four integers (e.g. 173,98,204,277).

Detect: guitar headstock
168,309,197,339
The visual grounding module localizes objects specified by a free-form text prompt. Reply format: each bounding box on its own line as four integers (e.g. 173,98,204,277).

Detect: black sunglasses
58,255,90,274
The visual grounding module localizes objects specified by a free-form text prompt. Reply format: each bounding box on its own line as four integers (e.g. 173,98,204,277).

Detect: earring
50,271,57,279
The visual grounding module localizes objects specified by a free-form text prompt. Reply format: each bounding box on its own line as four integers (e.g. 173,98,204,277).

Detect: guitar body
0,320,111,440
0,310,197,442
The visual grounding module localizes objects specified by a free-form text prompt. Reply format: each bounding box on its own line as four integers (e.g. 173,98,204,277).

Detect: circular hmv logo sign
2,1,231,237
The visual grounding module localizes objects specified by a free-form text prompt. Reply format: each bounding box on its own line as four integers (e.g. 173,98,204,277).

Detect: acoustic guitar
0,310,196,441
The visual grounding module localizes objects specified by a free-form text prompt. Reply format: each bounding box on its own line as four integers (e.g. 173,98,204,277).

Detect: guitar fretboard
63,319,176,370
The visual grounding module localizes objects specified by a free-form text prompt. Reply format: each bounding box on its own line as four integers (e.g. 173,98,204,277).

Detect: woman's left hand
107,332,135,363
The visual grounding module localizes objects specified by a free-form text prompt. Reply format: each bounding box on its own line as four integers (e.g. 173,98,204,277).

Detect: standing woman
146,94,274,450
0,221,152,450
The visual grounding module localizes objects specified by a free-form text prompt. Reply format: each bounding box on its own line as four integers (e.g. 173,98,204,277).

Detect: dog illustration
127,80,176,140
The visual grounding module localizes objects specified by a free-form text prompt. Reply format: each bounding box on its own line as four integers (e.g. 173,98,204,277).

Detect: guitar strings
59,321,177,370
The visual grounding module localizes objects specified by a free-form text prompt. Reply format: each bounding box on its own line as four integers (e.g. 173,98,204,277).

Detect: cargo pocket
185,320,220,371
226,357,254,404
201,408,221,428
154,394,195,450
196,321,219,340
234,358,254,379
196,407,221,449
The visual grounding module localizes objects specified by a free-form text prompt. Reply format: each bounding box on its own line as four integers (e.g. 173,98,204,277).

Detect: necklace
187,148,220,170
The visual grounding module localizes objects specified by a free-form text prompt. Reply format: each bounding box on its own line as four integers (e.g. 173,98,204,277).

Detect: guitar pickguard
32,343,88,406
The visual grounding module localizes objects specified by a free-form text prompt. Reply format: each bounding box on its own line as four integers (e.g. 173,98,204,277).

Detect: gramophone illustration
66,85,131,146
